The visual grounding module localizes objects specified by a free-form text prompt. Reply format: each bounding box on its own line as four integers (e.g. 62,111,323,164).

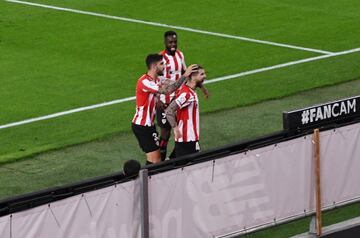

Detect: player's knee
146,150,161,163
161,129,171,140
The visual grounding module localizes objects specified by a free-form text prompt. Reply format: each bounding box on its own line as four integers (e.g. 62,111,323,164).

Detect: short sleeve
175,92,192,109
181,52,186,69
141,79,159,93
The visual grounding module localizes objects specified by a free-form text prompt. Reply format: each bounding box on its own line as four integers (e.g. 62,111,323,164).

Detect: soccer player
164,65,206,158
132,53,198,165
157,31,209,161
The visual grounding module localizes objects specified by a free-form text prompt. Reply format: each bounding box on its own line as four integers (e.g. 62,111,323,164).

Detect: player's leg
174,141,200,158
132,124,161,164
159,127,171,160
168,147,176,159
157,107,172,160
146,149,161,164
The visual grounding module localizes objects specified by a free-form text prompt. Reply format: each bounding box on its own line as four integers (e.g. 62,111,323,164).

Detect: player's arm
181,52,186,75
200,85,209,99
157,64,198,95
164,100,182,140
157,76,186,94
164,100,178,128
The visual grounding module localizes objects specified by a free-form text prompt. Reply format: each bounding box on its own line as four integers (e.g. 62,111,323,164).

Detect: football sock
159,139,168,161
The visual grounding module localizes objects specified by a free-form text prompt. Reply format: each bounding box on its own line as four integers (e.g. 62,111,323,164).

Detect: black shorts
132,124,159,153
175,141,200,158
156,107,171,129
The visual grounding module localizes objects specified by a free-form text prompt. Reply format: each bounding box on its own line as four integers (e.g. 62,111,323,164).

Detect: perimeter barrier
0,96,360,238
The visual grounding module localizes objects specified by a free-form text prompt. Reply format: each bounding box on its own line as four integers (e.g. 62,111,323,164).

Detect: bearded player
165,65,206,158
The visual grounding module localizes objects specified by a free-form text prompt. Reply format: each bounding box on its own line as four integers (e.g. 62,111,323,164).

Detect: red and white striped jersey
159,49,186,104
132,74,160,126
174,84,200,142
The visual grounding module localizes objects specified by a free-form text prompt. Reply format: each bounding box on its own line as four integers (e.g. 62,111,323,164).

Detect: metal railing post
139,169,149,238
313,129,322,236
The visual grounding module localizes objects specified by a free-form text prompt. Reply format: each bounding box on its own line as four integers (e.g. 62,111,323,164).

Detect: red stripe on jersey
132,74,159,126
192,100,199,140
182,107,188,141
133,107,139,123
173,52,179,72
140,99,149,126
176,50,183,60
177,50,186,73
149,94,156,122
165,94,170,104
163,54,171,80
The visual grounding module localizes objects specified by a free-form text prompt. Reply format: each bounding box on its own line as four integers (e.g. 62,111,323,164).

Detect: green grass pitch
1,0,360,162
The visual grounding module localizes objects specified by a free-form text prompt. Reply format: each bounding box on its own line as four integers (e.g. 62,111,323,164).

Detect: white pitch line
0,97,135,130
204,47,360,84
5,0,333,55
0,47,359,131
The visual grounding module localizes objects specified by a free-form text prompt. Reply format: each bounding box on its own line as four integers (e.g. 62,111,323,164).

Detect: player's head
190,65,206,88
164,31,178,55
146,54,164,76
123,159,141,176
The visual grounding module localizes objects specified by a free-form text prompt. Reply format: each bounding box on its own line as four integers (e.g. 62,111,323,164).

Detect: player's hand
173,126,182,141
162,79,171,87
156,100,165,110
201,87,209,99
183,64,199,78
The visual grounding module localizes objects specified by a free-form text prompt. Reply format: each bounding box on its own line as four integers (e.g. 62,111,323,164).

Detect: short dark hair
145,54,163,69
164,30,177,38
123,159,141,176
